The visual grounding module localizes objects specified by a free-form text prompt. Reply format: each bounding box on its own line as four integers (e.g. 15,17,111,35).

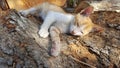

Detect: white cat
20,2,101,56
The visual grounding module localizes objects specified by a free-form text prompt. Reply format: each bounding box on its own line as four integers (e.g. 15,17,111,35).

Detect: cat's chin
69,33,84,37
70,32,83,37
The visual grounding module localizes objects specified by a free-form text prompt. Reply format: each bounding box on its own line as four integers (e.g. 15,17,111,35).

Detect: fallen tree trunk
0,9,120,68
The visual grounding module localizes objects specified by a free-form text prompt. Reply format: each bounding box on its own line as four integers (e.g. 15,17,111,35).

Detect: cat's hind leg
49,26,61,56
19,8,37,16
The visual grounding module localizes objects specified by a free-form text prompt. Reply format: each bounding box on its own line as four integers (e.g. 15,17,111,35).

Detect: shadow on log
0,10,120,68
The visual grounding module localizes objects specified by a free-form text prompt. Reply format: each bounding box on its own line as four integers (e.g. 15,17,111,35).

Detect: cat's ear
80,6,94,16
91,24,104,33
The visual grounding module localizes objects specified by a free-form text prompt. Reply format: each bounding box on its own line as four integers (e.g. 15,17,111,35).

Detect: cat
20,2,102,56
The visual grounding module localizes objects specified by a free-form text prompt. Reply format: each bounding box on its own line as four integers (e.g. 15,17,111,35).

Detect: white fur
20,8,89,38
38,11,74,38
19,2,94,56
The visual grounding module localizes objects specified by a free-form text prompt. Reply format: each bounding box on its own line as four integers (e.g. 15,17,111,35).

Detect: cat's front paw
19,10,29,16
38,29,49,38
50,41,61,57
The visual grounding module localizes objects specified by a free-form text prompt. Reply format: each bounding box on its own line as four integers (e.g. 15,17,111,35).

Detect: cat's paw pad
38,29,49,38
19,10,29,16
50,42,61,56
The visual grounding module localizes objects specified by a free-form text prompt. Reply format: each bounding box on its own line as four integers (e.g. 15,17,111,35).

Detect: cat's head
70,6,102,37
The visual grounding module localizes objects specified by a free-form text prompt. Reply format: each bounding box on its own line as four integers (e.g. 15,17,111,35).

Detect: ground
0,9,120,68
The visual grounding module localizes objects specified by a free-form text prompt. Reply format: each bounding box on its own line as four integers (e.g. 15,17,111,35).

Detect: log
6,0,66,10
0,0,9,10
66,0,120,13
0,9,120,68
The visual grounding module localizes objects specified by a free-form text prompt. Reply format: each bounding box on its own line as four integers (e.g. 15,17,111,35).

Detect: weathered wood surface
6,0,66,10
0,9,120,68
66,0,120,13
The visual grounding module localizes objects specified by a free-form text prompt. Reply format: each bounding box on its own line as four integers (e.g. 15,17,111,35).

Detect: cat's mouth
70,30,83,36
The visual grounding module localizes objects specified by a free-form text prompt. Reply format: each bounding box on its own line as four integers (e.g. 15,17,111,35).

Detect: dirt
0,10,120,68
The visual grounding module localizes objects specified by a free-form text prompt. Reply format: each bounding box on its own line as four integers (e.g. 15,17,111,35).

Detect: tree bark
0,9,120,68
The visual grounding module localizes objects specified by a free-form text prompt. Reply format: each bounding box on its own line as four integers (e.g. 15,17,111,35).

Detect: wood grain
7,0,66,10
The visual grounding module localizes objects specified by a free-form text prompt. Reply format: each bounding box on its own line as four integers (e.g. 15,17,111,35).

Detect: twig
69,56,96,68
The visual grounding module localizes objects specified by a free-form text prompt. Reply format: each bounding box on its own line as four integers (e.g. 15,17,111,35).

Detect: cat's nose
71,31,75,35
